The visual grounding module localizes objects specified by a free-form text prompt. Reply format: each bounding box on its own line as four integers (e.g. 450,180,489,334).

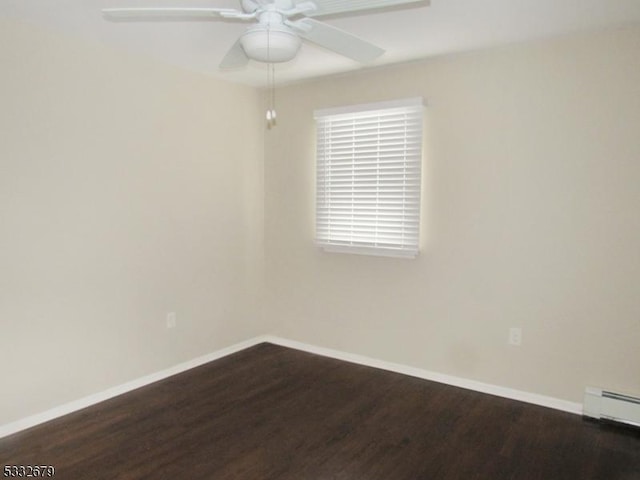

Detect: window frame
314,97,425,259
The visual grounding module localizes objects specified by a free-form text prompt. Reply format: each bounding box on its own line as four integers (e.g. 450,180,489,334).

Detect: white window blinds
315,98,424,258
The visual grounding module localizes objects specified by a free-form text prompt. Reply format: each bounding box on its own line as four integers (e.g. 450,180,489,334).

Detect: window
314,97,424,258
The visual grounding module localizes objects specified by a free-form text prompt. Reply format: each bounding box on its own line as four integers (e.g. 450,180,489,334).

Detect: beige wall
264,26,640,403
2,18,639,427
0,20,264,425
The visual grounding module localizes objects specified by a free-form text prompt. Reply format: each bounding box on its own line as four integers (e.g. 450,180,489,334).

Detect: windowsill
319,244,418,259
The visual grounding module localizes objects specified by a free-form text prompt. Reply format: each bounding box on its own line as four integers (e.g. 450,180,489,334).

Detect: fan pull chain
267,63,277,128
266,24,277,129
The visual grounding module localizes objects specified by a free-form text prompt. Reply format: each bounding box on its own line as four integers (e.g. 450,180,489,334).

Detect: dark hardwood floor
1,343,639,479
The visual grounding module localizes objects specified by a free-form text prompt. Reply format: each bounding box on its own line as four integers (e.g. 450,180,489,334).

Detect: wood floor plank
1,343,639,479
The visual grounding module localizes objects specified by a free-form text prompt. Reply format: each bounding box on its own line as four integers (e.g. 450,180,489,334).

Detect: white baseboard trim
0,334,582,439
262,335,583,416
0,335,271,439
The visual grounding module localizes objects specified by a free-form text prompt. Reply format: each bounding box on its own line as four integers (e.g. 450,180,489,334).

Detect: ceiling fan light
240,26,301,63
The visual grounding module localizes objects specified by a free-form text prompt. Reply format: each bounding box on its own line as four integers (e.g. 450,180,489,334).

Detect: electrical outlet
166,312,177,329
509,327,522,346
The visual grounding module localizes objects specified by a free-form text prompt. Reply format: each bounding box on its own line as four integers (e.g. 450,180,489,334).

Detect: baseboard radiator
583,387,640,427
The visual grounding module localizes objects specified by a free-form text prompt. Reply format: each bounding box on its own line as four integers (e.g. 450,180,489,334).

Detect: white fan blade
102,7,243,19
300,0,428,17
219,39,250,69
292,18,384,63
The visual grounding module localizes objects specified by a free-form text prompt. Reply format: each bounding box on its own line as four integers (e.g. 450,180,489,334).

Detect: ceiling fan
102,0,428,69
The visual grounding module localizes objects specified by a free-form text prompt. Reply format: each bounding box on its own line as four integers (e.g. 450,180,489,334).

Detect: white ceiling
3,0,640,87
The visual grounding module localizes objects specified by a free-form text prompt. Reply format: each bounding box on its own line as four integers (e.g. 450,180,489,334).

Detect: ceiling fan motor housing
240,24,301,63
